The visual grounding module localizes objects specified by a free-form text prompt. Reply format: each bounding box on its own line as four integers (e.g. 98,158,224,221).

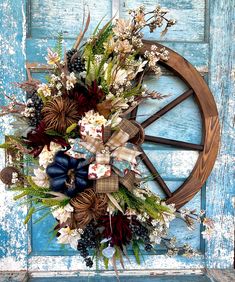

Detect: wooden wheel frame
130,41,220,210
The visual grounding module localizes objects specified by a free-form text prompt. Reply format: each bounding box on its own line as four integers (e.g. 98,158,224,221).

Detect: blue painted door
0,0,234,275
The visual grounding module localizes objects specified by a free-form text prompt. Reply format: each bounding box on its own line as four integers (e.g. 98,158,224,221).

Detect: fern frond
54,31,63,58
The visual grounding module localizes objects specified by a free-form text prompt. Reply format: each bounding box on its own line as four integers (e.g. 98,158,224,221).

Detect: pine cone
42,97,80,134
70,188,107,228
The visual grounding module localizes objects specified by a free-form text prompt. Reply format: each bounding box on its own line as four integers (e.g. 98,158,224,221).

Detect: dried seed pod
0,166,20,186
42,97,80,134
70,188,107,229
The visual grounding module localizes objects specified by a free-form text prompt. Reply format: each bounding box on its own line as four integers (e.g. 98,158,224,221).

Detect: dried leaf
73,11,91,50
107,193,124,214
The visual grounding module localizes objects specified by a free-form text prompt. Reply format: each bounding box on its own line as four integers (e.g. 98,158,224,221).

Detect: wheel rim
130,41,220,209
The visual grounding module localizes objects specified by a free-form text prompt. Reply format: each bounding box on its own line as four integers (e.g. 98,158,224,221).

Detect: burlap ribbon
67,119,142,193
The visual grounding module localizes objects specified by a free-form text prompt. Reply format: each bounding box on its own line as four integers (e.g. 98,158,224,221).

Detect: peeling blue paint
0,0,234,275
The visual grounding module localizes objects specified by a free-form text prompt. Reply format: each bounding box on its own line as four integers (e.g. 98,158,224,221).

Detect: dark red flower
70,81,105,116
23,121,68,157
99,212,132,249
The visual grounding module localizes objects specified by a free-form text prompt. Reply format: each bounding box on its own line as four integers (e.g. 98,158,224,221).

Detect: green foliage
54,31,63,58
24,206,35,224
103,257,109,270
66,123,77,134
12,176,69,224
132,240,141,264
0,142,13,149
93,23,113,55
45,129,63,137
113,186,173,221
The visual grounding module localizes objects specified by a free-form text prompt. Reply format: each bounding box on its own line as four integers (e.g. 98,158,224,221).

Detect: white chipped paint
30,269,205,278
21,3,27,61
206,215,234,267
0,256,27,271
28,254,204,272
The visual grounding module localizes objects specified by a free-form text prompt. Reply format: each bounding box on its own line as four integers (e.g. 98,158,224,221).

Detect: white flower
111,97,129,110
86,110,107,126
57,227,81,250
37,83,51,97
50,74,60,83
66,72,77,90
106,112,122,128
52,203,74,224
56,83,62,90
11,172,19,184
39,142,62,168
113,69,128,85
32,168,49,187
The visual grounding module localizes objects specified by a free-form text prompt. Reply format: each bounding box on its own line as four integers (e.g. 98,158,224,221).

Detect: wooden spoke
141,89,194,128
145,136,204,151
138,41,220,209
129,105,138,120
139,147,172,197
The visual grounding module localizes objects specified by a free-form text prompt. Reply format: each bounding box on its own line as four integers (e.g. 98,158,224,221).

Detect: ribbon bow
66,119,142,193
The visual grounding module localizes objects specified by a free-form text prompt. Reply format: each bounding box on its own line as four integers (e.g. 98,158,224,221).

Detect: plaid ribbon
96,173,119,193
67,119,143,193
106,129,129,150
119,171,137,192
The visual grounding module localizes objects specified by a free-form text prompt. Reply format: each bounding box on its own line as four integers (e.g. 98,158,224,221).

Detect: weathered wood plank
29,0,112,38
27,274,212,282
26,39,209,70
0,0,28,271
205,0,235,268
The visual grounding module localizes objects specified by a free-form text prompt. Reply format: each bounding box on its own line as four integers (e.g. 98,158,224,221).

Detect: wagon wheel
129,41,220,210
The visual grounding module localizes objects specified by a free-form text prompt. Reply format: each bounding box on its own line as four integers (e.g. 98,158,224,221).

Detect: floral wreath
0,5,214,276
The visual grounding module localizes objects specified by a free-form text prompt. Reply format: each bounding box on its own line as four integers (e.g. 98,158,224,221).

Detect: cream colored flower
79,110,107,126
116,39,133,53
39,142,62,168
66,72,77,90
113,19,132,37
37,83,51,97
52,203,74,224
103,37,116,53
57,227,82,250
113,68,128,85
32,168,49,187
46,48,60,65
111,97,129,110
135,11,146,27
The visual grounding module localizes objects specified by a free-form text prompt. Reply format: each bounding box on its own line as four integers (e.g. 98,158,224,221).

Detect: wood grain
138,147,172,198
141,89,194,128
140,41,220,209
145,136,204,151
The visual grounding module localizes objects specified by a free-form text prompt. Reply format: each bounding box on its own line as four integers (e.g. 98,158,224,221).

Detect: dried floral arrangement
0,5,214,276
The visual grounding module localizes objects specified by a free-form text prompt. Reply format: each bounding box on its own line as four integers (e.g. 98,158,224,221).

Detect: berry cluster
77,222,97,268
26,92,44,127
130,221,153,252
66,49,85,73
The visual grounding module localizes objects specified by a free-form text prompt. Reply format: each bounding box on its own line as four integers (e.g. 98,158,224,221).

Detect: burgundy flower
70,81,105,116
24,121,68,157
99,212,132,248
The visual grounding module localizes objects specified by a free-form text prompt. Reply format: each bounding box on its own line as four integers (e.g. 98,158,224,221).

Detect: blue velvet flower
46,151,90,197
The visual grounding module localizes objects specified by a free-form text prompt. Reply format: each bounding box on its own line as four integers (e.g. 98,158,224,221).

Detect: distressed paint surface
29,0,112,38
0,0,234,276
0,0,29,271
205,0,235,268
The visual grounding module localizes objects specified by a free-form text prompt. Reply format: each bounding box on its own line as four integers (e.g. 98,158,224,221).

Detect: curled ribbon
66,119,142,193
